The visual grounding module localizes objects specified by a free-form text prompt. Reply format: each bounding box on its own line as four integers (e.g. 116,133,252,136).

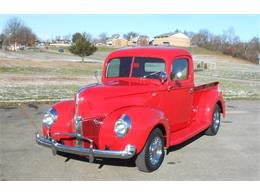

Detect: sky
0,14,259,41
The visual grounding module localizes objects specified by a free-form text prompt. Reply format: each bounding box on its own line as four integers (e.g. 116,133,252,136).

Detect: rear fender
99,106,170,154
193,88,225,124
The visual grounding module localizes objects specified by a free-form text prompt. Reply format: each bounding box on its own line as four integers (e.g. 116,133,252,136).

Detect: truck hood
76,80,163,118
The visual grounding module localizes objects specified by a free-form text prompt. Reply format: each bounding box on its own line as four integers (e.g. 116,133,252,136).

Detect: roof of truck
107,46,192,60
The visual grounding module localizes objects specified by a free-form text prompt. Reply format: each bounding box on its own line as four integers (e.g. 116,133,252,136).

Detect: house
106,34,128,47
128,35,150,46
153,32,191,47
50,37,72,47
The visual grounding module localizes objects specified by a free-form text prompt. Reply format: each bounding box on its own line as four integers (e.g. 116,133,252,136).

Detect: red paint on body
43,47,225,154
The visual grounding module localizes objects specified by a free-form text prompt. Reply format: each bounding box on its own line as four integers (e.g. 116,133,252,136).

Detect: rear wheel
205,104,221,136
135,128,165,172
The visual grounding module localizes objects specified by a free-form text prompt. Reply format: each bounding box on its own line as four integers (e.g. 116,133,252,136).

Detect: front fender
42,100,75,140
98,106,170,154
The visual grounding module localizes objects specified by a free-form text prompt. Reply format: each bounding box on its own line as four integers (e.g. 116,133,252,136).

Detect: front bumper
35,133,136,160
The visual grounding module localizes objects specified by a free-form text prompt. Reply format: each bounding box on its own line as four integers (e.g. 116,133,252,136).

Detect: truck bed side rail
194,81,219,92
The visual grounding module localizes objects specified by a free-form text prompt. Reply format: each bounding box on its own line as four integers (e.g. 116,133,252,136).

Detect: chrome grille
74,116,83,146
82,116,105,148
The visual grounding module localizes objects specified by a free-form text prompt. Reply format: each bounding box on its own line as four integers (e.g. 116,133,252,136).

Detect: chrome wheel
135,128,165,172
148,136,163,166
213,108,220,130
205,104,222,136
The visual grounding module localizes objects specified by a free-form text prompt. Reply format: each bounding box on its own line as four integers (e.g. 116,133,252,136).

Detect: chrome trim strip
74,83,100,146
36,133,136,159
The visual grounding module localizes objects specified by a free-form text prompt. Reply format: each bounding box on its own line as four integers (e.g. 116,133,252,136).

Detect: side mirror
171,71,183,80
175,72,183,80
94,70,100,83
159,71,168,83
94,70,98,77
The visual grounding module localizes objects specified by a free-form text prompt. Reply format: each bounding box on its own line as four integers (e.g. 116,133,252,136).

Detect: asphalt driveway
0,100,259,180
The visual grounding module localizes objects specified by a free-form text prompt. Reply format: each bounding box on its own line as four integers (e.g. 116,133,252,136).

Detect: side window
106,57,132,78
106,58,120,77
171,59,189,80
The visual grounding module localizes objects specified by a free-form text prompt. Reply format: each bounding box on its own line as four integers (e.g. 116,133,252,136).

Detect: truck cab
36,47,225,172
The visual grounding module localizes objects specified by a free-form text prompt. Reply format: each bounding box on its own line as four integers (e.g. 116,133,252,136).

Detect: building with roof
153,32,191,47
106,34,128,47
128,35,150,46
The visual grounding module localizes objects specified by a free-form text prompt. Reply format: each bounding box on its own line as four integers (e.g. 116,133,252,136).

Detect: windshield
105,57,166,79
132,57,166,79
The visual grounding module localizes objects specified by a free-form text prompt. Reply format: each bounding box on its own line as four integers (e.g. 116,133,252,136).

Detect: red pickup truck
36,47,225,172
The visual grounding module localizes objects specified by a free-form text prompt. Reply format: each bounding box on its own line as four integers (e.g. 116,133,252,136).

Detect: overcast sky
0,14,259,41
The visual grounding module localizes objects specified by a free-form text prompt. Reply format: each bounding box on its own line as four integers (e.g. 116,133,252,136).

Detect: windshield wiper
142,71,162,78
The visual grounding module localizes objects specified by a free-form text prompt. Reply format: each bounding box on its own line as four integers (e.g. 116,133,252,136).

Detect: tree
18,26,37,46
97,32,108,44
174,29,180,34
190,27,260,63
3,17,37,49
69,32,97,62
0,33,6,49
123,32,139,41
246,37,260,63
3,17,23,50
191,29,211,46
72,32,82,43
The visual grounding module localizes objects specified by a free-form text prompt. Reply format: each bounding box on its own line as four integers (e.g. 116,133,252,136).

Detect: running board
170,121,210,146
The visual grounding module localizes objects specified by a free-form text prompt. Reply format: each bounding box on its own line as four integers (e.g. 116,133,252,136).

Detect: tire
135,128,165,172
205,104,221,136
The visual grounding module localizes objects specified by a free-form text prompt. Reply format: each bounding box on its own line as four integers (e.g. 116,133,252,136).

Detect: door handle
168,85,174,91
189,88,194,94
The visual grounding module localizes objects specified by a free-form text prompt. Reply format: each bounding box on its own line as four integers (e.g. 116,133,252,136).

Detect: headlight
43,107,57,128
114,114,131,138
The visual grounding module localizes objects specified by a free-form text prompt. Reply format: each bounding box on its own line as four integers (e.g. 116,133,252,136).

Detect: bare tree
223,27,237,44
3,17,37,50
123,32,139,41
246,37,260,63
97,32,108,44
0,33,6,48
191,29,211,46
18,26,37,46
191,27,260,63
3,17,23,50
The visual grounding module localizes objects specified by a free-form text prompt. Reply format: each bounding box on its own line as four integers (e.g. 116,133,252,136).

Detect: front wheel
205,104,221,136
135,128,165,172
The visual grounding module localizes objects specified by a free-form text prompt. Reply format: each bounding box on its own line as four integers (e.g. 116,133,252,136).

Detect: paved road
0,100,259,180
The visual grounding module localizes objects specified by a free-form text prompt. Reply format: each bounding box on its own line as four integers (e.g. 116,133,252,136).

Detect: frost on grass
0,84,82,102
195,71,260,99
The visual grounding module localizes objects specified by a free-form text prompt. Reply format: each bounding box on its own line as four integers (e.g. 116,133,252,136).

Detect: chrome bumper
35,133,136,160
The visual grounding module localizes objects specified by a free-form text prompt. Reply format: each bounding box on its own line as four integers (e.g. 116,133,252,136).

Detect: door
166,56,194,132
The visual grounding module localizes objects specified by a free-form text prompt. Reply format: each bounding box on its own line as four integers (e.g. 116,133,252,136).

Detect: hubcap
213,109,220,130
148,136,163,166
